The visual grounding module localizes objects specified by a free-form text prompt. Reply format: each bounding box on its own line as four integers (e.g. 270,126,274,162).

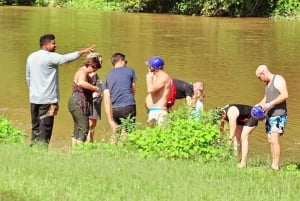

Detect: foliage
1,0,299,18
284,163,300,171
126,106,233,162
0,117,27,144
0,0,34,5
119,115,140,134
273,0,300,18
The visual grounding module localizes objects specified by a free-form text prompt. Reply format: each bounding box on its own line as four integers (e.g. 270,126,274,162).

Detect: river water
0,6,299,161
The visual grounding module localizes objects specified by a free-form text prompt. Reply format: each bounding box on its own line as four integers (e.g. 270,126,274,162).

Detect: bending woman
220,104,262,168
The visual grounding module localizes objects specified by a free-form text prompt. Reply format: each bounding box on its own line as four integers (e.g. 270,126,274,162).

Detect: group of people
220,65,288,170
26,34,288,170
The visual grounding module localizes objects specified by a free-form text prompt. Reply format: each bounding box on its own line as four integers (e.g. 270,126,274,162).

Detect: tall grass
1,144,299,201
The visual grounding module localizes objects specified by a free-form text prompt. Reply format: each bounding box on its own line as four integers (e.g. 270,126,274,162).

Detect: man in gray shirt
26,33,95,147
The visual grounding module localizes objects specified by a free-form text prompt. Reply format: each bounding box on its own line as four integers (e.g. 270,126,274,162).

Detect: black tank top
223,104,253,124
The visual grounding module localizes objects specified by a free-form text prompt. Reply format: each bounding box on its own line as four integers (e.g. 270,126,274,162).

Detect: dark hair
40,34,55,48
85,57,101,69
111,52,126,65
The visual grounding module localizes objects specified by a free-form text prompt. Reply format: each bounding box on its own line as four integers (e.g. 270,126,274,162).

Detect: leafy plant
126,106,232,162
0,117,27,144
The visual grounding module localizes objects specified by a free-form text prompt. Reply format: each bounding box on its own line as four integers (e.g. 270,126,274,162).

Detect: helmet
146,56,164,70
251,106,266,120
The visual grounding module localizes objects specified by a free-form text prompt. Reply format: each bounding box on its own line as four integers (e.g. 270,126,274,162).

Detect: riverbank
1,0,300,18
1,144,300,201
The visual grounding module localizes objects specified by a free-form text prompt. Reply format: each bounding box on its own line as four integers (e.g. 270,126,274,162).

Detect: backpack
167,79,177,108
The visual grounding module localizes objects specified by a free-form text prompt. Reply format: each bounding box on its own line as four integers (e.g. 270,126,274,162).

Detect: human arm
269,75,288,106
131,81,136,97
146,71,167,94
25,62,30,87
103,89,118,133
78,45,95,56
76,72,99,92
51,45,95,65
186,96,192,106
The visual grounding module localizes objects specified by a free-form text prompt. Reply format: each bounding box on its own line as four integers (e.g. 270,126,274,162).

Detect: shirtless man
145,56,171,125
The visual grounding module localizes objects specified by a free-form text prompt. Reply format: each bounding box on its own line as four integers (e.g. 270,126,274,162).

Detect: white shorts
147,108,168,125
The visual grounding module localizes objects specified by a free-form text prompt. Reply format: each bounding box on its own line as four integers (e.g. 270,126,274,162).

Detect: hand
227,138,233,146
146,72,153,79
261,102,272,112
79,45,96,55
92,91,100,98
48,105,59,116
109,120,118,133
89,44,96,53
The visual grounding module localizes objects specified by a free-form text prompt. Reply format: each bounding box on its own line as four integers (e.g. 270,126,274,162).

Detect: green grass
0,144,299,201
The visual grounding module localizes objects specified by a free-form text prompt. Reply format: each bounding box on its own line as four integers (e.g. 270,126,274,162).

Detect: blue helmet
251,106,266,120
146,56,164,70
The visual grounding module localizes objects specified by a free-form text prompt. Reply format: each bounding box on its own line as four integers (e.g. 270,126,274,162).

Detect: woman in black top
220,104,259,168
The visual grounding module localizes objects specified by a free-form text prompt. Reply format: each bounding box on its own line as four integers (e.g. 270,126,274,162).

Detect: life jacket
167,79,177,108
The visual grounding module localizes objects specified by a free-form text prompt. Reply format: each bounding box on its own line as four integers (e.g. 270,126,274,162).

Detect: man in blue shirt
103,53,137,144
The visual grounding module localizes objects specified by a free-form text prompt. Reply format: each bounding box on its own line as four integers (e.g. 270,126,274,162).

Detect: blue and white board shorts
265,114,287,135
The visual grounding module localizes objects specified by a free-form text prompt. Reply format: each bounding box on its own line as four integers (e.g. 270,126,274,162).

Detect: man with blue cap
145,56,172,125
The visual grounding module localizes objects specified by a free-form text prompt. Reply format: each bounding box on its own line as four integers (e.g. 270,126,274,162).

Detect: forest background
1,0,299,18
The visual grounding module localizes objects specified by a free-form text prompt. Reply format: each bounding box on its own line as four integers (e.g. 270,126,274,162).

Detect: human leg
265,115,287,170
87,119,97,142
238,126,256,168
68,96,89,146
30,103,53,147
268,134,280,170
111,105,137,144
30,103,40,144
39,104,54,144
233,126,243,157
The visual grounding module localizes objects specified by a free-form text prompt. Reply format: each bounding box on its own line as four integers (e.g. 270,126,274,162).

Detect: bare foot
271,165,280,171
237,162,246,168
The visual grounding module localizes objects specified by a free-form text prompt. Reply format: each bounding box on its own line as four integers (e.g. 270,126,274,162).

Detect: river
0,6,299,161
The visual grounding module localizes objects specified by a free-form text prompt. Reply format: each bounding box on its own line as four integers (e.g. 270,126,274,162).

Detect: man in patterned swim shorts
255,64,288,170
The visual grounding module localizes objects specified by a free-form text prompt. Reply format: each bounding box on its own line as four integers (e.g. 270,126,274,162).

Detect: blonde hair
191,89,205,108
87,52,102,58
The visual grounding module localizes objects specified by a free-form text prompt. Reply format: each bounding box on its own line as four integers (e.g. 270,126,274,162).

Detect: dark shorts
89,97,102,120
112,105,136,125
237,117,258,127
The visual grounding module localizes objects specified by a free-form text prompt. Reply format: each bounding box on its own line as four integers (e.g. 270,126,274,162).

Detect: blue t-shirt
103,66,137,108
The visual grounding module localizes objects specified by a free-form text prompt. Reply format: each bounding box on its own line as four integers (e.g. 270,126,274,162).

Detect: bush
126,106,233,162
0,117,27,144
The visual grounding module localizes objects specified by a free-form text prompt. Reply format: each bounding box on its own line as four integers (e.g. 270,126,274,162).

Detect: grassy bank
1,144,299,201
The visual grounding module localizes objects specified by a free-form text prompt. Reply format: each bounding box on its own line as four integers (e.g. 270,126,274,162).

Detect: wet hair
40,34,55,48
111,52,126,65
87,52,102,69
191,89,205,108
87,52,102,58
84,57,101,69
